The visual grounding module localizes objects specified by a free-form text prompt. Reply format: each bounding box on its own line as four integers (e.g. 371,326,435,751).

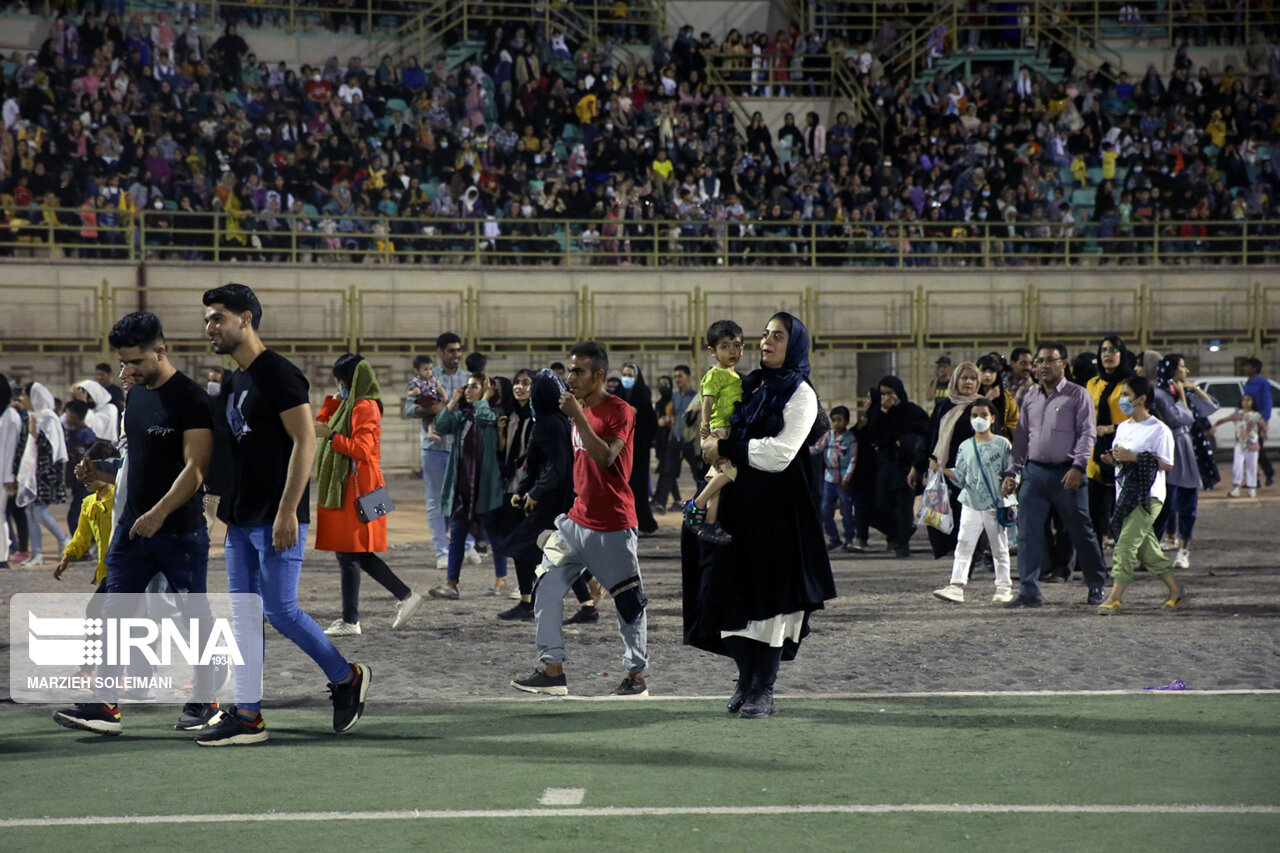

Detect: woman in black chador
682,312,836,719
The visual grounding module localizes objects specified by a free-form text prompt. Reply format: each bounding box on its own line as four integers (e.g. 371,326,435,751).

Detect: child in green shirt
685,320,744,543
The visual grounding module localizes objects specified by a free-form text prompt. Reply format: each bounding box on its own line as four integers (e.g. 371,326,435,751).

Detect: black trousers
337,552,410,624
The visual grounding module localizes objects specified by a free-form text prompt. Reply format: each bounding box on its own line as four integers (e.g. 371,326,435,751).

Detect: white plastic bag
915,468,954,535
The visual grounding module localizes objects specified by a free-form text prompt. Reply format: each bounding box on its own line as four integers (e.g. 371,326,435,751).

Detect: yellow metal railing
703,48,876,125
2,279,1268,361
7,208,1280,270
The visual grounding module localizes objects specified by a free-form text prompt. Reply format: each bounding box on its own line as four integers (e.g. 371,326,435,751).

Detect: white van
1193,377,1280,449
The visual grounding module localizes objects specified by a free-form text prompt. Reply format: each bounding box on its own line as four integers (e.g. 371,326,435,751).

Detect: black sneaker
610,673,649,697
53,703,121,735
727,679,751,714
1004,595,1044,609
497,602,535,622
1086,588,1105,606
737,688,777,719
563,605,600,625
845,540,869,553
175,702,223,731
650,501,667,516
329,663,372,733
511,668,568,696
194,706,268,747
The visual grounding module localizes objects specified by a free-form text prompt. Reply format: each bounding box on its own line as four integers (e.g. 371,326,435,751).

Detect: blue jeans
422,449,474,559
1154,484,1198,543
26,502,67,556
448,515,507,582
224,523,349,713
1015,462,1108,601
821,480,854,544
95,526,216,703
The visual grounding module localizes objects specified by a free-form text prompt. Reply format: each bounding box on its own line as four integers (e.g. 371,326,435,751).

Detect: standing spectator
1242,358,1274,486
913,362,984,560
93,362,126,413
493,369,537,620
1152,354,1216,571
1096,376,1186,615
820,405,856,551
71,379,119,444
314,354,422,637
0,374,23,567
926,356,953,412
683,312,836,718
61,399,97,535
867,375,929,557
1217,395,1265,498
1000,343,1108,608
405,334,476,569
845,400,878,553
16,382,68,568
511,342,650,699
652,364,699,511
1085,336,1136,544
616,363,659,535
201,284,370,745
429,373,510,599
1007,347,1035,411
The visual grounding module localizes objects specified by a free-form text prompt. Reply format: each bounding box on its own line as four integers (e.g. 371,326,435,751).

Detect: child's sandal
683,499,707,528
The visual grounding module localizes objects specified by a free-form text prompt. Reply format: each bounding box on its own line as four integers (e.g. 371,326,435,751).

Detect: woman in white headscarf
17,382,68,567
72,379,119,443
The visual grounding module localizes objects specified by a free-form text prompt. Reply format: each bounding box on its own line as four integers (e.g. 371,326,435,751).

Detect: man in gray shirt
651,364,701,511
1001,342,1108,608
404,332,474,568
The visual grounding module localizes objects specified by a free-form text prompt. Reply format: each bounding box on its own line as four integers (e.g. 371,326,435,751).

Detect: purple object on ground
1142,679,1187,691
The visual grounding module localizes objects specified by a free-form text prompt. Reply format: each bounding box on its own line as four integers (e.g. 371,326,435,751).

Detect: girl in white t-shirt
1215,393,1266,498
1096,376,1185,614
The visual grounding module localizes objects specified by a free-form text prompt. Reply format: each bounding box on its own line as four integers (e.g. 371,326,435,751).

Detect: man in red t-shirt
511,342,650,698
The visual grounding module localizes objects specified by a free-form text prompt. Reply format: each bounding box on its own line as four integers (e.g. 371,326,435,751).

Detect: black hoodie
504,371,575,564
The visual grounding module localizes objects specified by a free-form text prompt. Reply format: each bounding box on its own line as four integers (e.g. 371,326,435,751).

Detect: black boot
722,636,755,714
738,642,782,719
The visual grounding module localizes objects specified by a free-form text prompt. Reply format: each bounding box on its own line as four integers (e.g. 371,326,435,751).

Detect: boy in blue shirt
822,405,856,550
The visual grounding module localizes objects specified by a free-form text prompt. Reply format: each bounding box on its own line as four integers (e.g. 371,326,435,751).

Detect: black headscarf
867,375,930,472
731,312,811,441
500,371,535,485
1092,335,1137,482
0,373,10,416
617,362,657,449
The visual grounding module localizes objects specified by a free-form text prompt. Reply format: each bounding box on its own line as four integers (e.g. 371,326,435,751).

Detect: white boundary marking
539,788,586,806
486,689,1280,703
4,803,1278,828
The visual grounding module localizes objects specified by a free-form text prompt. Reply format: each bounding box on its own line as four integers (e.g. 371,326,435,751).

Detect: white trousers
949,504,1012,589
1232,446,1258,488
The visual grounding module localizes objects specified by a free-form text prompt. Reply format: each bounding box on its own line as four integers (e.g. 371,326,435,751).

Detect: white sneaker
1173,548,1190,570
932,585,964,603
1249,488,1257,498
464,548,482,566
324,619,362,636
18,553,45,568
435,555,449,570
391,591,424,629
1159,535,1177,551
992,588,1016,604
1228,486,1241,498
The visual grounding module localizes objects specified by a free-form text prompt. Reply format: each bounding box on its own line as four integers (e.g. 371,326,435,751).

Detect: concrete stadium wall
0,262,1268,471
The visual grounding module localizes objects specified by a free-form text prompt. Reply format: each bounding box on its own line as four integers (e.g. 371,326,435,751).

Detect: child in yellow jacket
54,441,118,587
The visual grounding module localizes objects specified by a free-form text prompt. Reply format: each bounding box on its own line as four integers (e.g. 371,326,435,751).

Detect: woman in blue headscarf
681,312,836,719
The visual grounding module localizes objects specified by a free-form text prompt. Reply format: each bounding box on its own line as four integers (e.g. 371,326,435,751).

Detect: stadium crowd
2,5,1280,265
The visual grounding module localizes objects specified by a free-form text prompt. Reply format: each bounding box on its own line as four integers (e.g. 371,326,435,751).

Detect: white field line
492,689,1280,702
4,803,1279,829
539,788,586,805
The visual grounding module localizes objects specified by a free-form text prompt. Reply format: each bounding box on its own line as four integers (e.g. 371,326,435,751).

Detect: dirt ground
4,467,1278,705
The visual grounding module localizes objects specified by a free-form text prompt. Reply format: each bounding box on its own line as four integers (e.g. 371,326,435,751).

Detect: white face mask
520,204,533,215
971,417,992,434
206,381,221,396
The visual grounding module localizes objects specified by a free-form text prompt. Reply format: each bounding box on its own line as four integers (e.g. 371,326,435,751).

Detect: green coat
434,400,503,517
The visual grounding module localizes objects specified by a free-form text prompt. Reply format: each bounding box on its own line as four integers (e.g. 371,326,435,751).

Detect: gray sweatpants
534,514,648,674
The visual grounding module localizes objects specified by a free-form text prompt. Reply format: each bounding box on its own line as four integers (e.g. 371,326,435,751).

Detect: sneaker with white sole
391,591,424,629
1228,486,1242,498
329,663,371,732
1173,548,1190,570
991,589,1016,604
174,702,223,731
1249,487,1257,498
932,585,964,603
18,553,45,568
435,555,449,570
324,619,362,636
511,667,568,696
464,548,482,566
428,584,459,599
194,706,268,746
610,674,649,697
53,703,121,735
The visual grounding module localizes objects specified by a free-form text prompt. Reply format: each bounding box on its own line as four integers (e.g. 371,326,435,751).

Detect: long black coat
499,374,574,565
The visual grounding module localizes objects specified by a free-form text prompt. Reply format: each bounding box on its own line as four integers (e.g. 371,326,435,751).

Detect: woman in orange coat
313,354,423,636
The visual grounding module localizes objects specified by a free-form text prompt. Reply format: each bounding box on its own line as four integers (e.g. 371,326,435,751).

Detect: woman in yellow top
54,440,119,588
1085,335,1135,544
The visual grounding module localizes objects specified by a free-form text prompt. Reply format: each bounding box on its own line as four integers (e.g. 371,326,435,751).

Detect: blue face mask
1118,395,1134,415
339,386,349,400
620,376,636,390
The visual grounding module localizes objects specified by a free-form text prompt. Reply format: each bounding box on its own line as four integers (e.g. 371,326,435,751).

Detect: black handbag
352,460,395,523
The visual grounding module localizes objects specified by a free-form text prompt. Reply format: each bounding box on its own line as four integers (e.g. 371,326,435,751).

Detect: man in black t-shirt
54,312,223,738
194,283,370,747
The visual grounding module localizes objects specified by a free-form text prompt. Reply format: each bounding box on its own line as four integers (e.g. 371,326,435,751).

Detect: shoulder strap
972,437,1002,506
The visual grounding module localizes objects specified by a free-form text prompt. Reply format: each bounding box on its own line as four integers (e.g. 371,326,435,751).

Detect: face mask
206,381,221,396
978,211,988,220
620,376,636,390
1118,395,1135,415
521,204,533,216
339,386,349,400
970,417,992,434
